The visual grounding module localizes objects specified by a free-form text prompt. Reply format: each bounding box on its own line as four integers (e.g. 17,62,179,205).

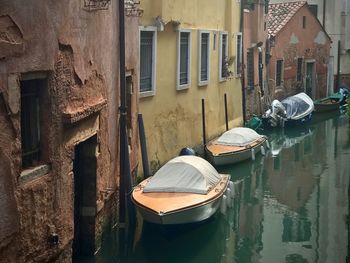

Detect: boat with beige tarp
132,155,231,225
206,127,269,166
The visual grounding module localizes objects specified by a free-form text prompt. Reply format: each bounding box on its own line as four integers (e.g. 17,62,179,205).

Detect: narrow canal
94,112,350,263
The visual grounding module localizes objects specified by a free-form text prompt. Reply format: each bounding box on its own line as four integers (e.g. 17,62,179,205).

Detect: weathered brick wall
0,1,140,262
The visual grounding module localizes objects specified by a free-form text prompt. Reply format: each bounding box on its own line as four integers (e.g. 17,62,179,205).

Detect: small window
258,50,263,89
213,33,217,50
247,48,254,88
140,27,157,97
198,31,210,86
235,32,243,77
302,16,306,29
276,59,284,87
297,58,303,82
21,79,43,168
219,32,229,81
177,30,192,89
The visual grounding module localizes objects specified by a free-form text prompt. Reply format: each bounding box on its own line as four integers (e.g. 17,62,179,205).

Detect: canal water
94,112,350,263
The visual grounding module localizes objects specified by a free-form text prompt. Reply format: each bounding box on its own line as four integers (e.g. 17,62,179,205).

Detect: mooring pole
224,93,229,131
202,98,207,159
138,114,150,179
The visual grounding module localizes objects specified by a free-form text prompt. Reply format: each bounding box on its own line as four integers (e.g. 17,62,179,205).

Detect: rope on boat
261,145,265,155
251,148,255,160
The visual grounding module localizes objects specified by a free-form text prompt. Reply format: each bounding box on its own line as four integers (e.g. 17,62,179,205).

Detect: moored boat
205,127,268,166
262,92,314,128
314,93,342,113
132,155,230,225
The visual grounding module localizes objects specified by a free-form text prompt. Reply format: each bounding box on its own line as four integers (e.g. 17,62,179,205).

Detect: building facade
267,1,331,100
0,1,140,262
270,0,350,93
138,0,243,173
243,0,270,118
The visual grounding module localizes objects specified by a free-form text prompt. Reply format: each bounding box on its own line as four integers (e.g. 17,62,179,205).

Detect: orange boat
132,156,230,224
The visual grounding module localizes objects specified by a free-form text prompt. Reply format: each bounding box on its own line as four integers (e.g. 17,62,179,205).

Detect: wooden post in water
224,93,229,131
138,114,150,179
202,98,207,159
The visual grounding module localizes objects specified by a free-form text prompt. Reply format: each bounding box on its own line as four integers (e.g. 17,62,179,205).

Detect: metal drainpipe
240,0,247,124
118,0,132,225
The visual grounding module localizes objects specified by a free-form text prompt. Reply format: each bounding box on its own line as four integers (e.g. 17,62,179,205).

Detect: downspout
323,0,326,30
118,0,133,226
240,0,247,124
336,40,341,90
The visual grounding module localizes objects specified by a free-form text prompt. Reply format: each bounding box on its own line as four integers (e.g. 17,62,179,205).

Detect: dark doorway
73,135,97,260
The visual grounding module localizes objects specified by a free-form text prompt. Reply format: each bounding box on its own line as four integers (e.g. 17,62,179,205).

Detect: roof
267,1,307,36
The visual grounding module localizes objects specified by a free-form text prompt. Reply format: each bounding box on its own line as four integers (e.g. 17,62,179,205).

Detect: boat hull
132,174,230,225
314,99,340,113
134,195,223,224
262,112,312,128
206,138,267,166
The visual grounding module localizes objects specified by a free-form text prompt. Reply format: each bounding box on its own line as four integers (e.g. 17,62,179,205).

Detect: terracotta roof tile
267,1,307,36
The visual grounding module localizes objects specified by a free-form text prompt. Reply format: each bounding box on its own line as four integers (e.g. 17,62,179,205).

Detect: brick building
267,1,331,100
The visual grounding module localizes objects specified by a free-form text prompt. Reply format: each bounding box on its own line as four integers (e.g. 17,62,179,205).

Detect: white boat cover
215,127,263,147
281,92,314,120
143,156,221,194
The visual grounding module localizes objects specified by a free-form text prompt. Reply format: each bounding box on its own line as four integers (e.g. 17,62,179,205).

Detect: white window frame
198,30,211,86
235,32,243,78
139,26,157,98
275,59,284,87
177,29,192,90
219,31,229,82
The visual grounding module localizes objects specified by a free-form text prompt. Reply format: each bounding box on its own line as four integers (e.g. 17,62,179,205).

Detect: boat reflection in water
92,115,349,263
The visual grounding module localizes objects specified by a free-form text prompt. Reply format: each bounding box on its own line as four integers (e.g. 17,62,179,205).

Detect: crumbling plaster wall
0,0,139,261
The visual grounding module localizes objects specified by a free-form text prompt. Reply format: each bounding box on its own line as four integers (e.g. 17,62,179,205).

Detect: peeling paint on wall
290,33,299,44
314,31,326,45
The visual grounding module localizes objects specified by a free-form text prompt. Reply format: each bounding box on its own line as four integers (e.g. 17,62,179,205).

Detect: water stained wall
0,1,139,262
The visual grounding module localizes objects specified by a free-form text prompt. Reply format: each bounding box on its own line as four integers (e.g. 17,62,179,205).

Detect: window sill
140,90,155,98
177,84,190,91
20,164,50,184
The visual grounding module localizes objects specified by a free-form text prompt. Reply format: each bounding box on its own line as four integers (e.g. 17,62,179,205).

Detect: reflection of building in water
230,157,265,263
261,116,350,262
314,116,350,262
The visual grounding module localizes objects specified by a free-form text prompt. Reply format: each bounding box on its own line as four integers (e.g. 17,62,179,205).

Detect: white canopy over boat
216,127,263,147
143,156,221,194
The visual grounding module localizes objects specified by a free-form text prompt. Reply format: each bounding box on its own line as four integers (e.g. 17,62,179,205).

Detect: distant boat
262,92,314,128
132,156,230,225
205,127,268,166
314,93,342,113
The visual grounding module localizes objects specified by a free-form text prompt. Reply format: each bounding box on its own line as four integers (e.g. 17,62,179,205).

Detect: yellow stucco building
139,0,243,173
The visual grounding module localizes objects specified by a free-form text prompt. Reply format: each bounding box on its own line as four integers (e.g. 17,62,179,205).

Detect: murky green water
95,112,350,263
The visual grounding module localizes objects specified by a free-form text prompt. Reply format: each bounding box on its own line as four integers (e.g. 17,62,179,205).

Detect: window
198,31,210,86
140,27,157,97
302,16,306,29
236,32,242,77
276,59,284,87
258,49,263,92
247,48,254,88
297,58,303,81
177,30,191,89
219,32,229,81
21,79,43,168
